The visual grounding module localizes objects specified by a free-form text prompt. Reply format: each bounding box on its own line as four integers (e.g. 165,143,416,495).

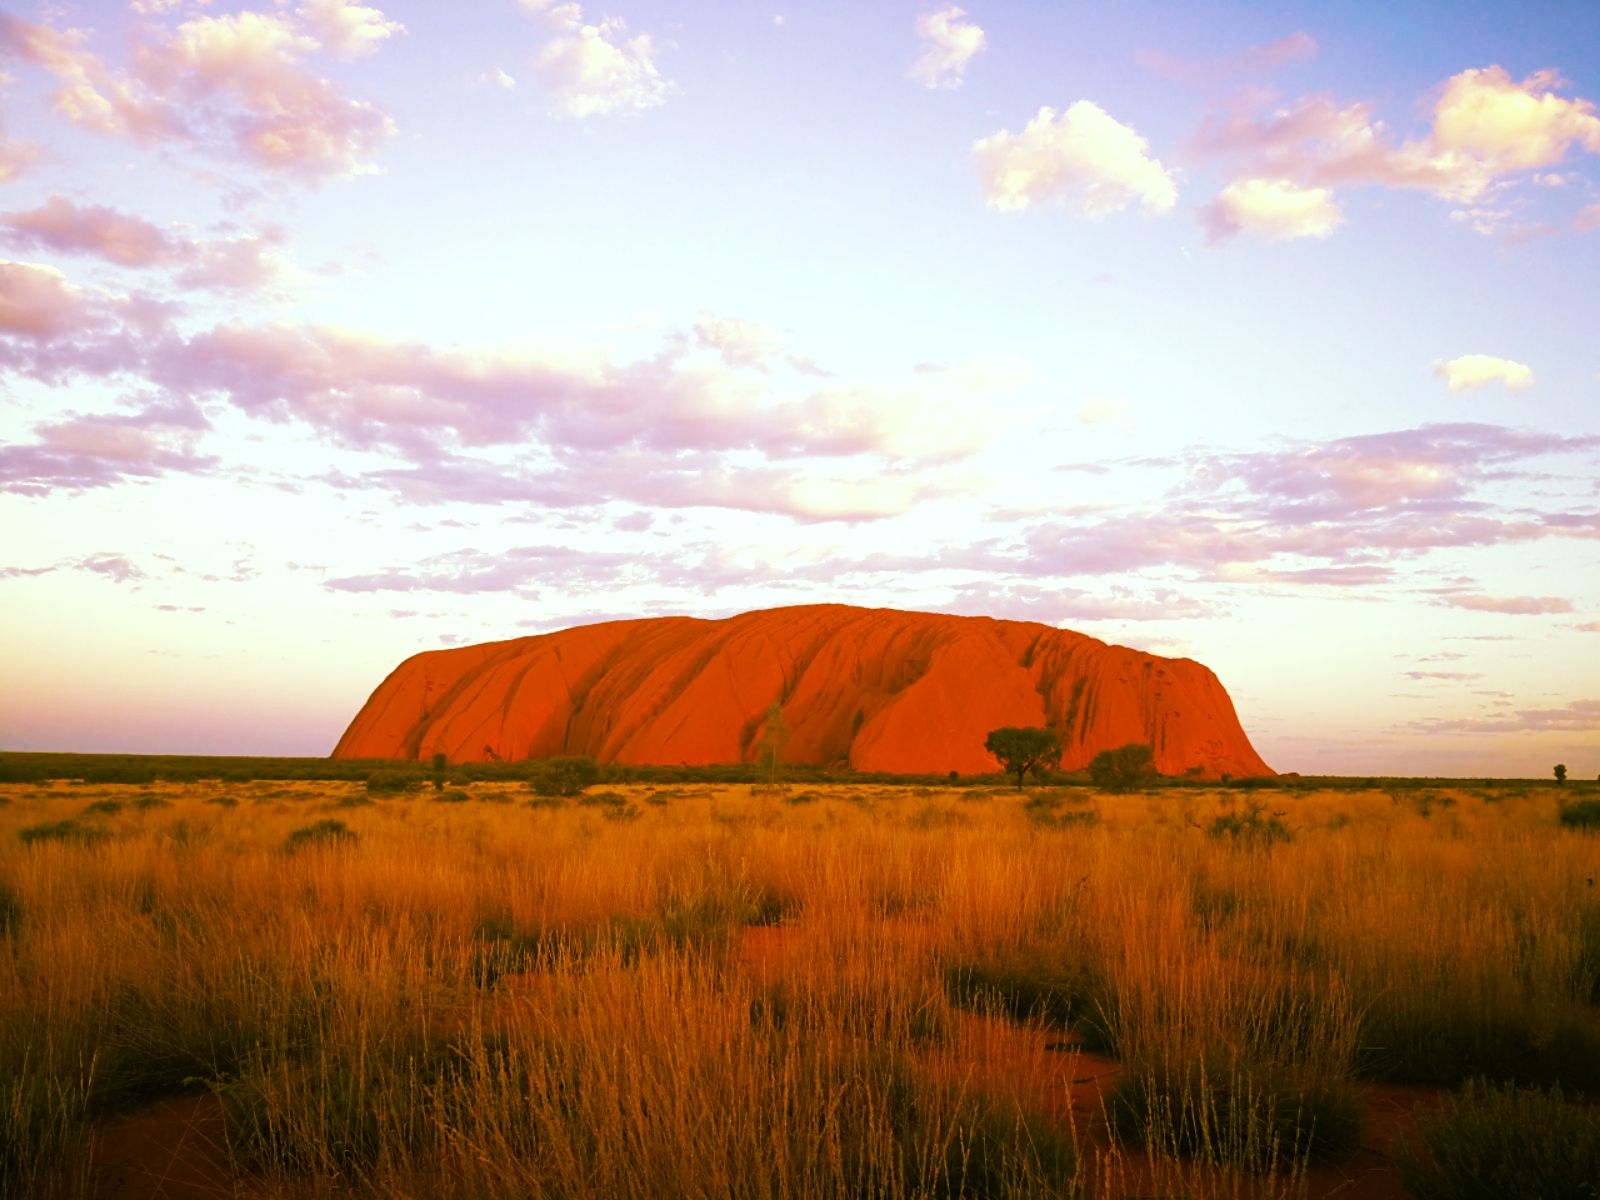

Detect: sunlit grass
1,777,1596,1197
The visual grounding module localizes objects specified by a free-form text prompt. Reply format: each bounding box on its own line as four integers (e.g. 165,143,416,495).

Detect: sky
0,0,1596,776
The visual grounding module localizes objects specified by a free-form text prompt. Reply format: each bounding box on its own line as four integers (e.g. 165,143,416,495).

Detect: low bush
366,770,421,795
1107,1061,1361,1169
1558,799,1600,830
283,820,357,852
529,756,602,797
83,799,124,816
18,819,109,846
1395,1080,1600,1200
1208,803,1293,848
943,957,1116,1052
433,789,471,804
576,790,627,808
204,794,239,808
131,795,171,811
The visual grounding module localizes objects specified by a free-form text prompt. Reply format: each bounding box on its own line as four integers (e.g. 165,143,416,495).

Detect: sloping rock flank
333,604,1273,777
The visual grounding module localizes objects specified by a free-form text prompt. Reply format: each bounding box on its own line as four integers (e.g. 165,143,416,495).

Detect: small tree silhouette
1554,763,1567,784
432,751,448,792
984,726,1062,790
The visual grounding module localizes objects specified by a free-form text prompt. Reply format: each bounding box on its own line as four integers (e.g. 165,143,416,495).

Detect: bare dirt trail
82,1093,236,1200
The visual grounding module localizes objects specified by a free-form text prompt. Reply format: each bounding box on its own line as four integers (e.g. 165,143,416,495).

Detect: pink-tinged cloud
1135,31,1317,85
1194,66,1600,207
0,552,147,583
1574,621,1600,632
0,10,395,179
0,117,39,183
0,197,287,290
974,102,1178,215
0,15,179,140
1403,670,1484,681
1574,204,1600,232
0,259,87,338
1406,698,1600,734
1439,593,1574,615
1200,177,1343,242
0,398,216,496
0,196,176,267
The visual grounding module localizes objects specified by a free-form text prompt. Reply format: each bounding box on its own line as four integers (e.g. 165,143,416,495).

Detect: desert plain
4,771,1598,1200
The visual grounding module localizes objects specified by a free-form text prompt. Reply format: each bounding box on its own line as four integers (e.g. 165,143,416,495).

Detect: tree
431,751,448,792
985,726,1062,790
1554,763,1567,784
1088,743,1156,793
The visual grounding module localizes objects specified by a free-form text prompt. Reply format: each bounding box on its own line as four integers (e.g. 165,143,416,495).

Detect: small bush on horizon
433,789,471,804
529,756,601,797
576,790,627,808
1088,743,1157,793
83,799,124,816
366,770,421,795
1395,1080,1600,1200
283,819,356,852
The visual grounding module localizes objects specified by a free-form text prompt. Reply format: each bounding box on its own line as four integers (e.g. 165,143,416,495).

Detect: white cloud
909,6,985,90
1434,354,1534,393
296,0,404,59
1430,67,1600,175
1201,177,1343,242
526,2,674,117
973,102,1177,216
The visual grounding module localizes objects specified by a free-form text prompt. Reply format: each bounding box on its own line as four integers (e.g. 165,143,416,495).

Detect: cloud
295,0,403,58
0,397,216,496
1135,32,1316,85
1434,353,1533,393
0,552,147,583
1438,593,1573,615
1576,204,1600,232
1574,620,1600,632
1403,670,1483,681
1200,177,1342,242
1193,66,1600,208
0,117,38,183
0,9,395,179
1406,698,1600,735
523,1,673,117
0,259,91,339
909,6,985,90
0,196,175,267
974,102,1177,215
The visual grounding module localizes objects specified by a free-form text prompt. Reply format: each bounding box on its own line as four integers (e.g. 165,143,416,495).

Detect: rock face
333,604,1273,778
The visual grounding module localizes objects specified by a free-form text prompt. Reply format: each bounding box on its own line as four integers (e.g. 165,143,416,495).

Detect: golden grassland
2,777,1598,1199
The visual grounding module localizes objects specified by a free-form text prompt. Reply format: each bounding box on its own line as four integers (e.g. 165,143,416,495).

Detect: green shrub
83,799,124,816
576,790,627,808
433,789,471,804
366,769,421,795
1558,799,1600,830
283,820,356,852
529,756,602,797
1208,803,1293,847
131,795,171,811
1088,743,1156,792
1395,1080,1600,1200
1107,1061,1360,1169
18,819,109,846
943,959,1116,1052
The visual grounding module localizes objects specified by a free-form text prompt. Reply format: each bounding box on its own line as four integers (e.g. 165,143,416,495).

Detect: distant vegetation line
0,751,1577,789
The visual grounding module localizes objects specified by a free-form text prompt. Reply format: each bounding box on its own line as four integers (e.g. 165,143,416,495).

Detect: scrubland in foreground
2,778,1598,1200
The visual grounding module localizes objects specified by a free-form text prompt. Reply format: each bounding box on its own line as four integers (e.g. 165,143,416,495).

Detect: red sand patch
84,1094,233,1200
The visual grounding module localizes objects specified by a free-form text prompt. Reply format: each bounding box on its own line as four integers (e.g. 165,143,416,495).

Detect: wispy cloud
909,6,985,90
1135,32,1317,86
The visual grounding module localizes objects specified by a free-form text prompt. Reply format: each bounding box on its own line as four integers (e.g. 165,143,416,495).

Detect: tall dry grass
2,778,1597,1198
